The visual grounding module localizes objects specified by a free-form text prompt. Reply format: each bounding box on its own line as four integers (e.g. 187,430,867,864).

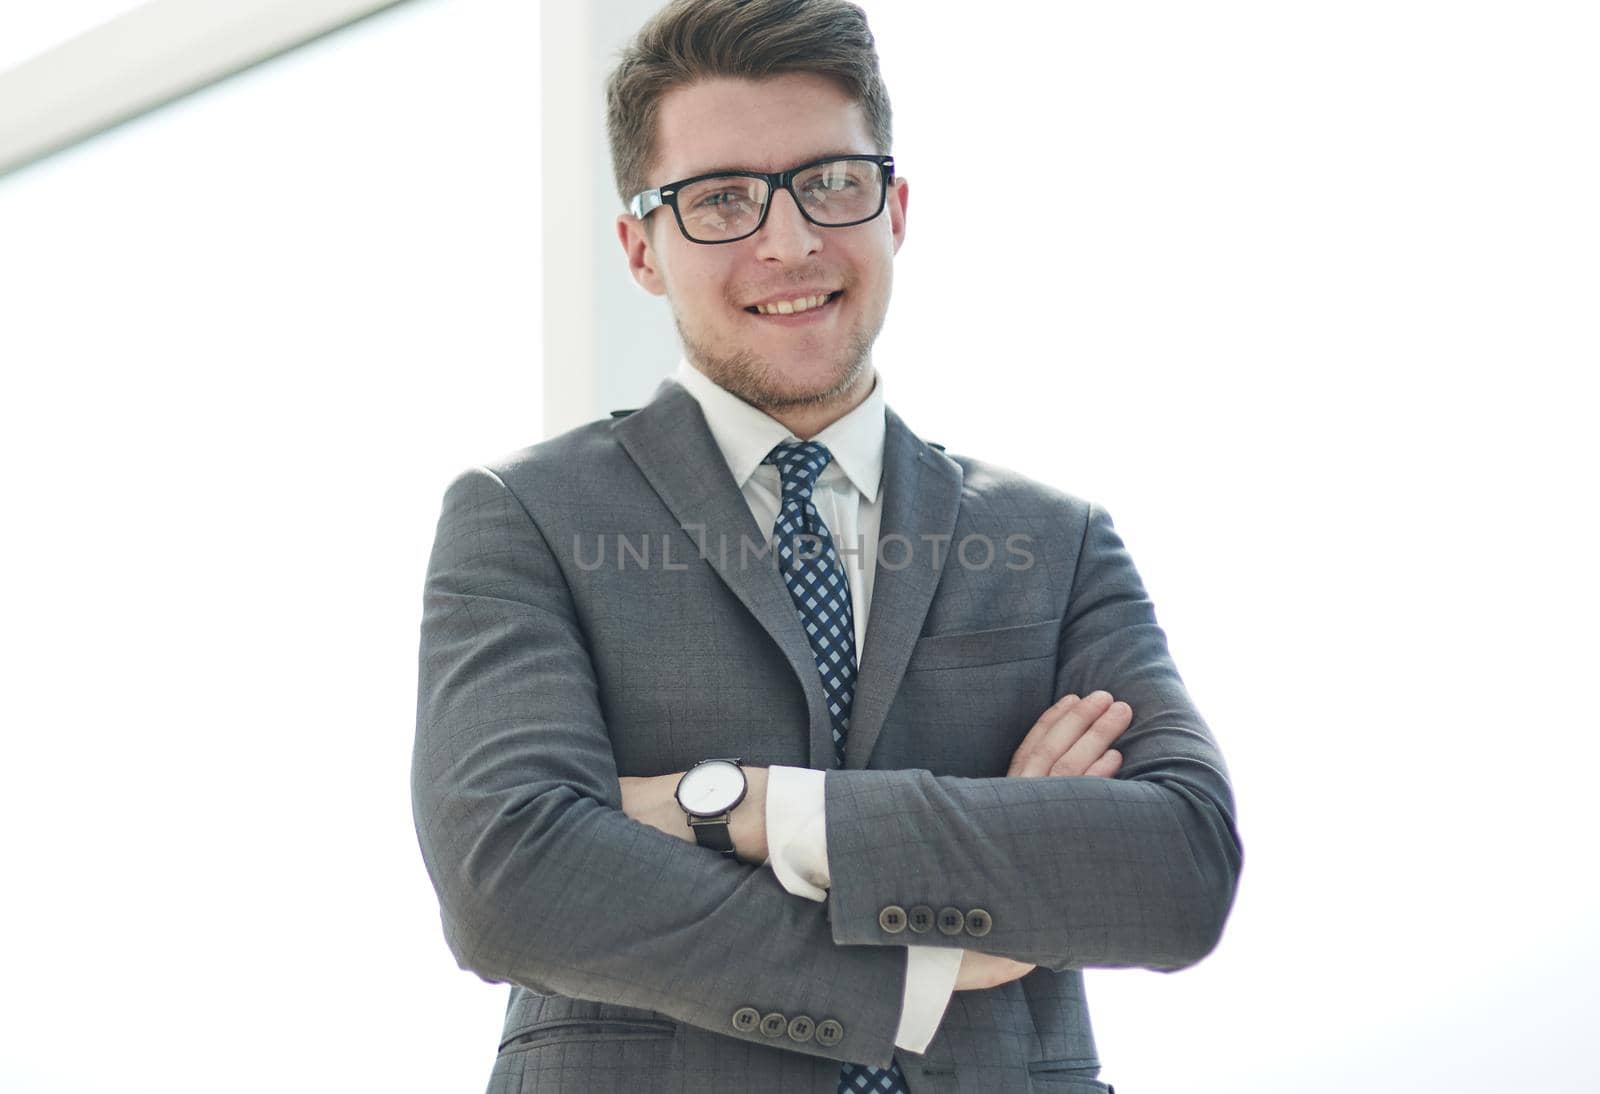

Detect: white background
1,1,1596,1091
0,2,149,72
0,2,539,1091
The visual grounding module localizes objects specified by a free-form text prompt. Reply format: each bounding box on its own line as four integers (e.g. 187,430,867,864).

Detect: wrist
728,765,769,863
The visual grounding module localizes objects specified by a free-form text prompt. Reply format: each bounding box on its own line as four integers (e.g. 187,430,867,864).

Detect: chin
680,321,872,413
754,350,868,410
771,354,852,391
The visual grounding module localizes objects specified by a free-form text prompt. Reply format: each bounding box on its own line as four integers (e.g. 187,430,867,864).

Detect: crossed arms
411,465,1243,1069
617,688,1134,993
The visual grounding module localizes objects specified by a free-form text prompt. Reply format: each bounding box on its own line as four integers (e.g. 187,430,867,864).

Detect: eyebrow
678,150,869,179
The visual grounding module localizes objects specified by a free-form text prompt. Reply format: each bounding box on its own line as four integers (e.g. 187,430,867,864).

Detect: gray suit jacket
412,376,1242,1093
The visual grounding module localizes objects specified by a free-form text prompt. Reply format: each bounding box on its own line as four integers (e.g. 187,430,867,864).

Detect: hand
1006,689,1131,779
955,691,1133,992
955,951,1040,992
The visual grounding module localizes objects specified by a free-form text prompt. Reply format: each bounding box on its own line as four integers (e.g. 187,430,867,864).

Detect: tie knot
763,439,833,498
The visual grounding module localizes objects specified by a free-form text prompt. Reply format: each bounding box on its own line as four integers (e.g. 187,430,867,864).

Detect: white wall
0,1,539,1091
540,0,680,436
0,3,149,73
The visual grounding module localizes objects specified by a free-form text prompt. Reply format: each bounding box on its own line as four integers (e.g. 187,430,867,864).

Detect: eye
802,175,857,196
696,190,756,210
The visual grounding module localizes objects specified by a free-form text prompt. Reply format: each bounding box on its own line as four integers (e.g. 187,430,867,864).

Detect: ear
887,175,909,255
617,213,669,296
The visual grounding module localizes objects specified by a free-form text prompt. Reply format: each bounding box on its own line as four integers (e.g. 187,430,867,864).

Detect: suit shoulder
938,448,1096,523
444,414,631,507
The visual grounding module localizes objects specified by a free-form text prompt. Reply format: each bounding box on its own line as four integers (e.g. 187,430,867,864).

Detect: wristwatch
674,757,747,856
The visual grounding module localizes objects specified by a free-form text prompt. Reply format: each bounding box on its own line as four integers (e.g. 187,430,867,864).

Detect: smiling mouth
743,291,843,317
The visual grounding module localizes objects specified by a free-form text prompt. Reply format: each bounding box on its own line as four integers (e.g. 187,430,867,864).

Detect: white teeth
755,293,832,316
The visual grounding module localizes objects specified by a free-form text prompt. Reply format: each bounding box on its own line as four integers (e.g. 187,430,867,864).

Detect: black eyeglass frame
628,154,896,245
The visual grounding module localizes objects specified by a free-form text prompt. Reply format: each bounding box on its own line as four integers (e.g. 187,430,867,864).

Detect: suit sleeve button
786,1014,815,1042
732,1006,760,1032
937,906,965,936
760,1011,787,1038
907,905,934,933
815,1018,844,1046
964,907,993,937
878,904,908,934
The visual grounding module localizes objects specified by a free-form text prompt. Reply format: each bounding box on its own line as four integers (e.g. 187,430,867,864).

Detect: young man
411,2,1242,1092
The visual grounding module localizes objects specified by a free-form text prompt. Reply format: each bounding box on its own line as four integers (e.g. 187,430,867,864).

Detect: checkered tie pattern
761,440,912,1094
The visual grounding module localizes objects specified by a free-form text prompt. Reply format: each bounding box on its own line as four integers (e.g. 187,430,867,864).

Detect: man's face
617,73,908,414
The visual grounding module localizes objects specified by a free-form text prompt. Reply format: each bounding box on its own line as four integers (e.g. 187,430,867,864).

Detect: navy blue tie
762,440,911,1094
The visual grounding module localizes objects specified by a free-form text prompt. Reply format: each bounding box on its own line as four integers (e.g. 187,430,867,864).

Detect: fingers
1009,690,1132,778
1005,692,1081,777
1078,749,1123,779
1047,696,1131,776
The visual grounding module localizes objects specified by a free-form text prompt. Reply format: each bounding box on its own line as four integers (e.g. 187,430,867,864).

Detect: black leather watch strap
688,814,737,855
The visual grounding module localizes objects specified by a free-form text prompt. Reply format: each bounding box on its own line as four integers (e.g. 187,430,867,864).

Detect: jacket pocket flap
907,618,1058,672
500,1017,677,1053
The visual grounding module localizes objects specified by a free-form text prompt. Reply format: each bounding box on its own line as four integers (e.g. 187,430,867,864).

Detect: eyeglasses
628,154,895,245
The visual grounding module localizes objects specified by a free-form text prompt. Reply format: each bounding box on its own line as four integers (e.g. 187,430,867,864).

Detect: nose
754,186,823,262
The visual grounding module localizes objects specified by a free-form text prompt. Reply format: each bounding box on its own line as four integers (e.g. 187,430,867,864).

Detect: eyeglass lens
675,158,884,242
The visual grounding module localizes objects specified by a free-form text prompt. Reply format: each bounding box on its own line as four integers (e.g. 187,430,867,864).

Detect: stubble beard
675,309,879,414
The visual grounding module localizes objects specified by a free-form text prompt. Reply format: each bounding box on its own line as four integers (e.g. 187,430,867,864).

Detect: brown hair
605,0,893,206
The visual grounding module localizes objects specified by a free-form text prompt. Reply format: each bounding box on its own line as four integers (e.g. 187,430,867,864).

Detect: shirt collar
672,357,885,503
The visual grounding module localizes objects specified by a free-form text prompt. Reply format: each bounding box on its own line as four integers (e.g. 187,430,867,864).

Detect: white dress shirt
671,358,962,1054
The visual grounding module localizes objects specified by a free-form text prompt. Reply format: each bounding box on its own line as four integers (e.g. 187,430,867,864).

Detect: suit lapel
845,404,963,768
612,377,963,771
614,378,836,769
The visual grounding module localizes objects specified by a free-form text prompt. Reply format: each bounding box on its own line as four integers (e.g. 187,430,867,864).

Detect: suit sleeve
411,466,909,1068
821,502,1244,972
766,765,961,1052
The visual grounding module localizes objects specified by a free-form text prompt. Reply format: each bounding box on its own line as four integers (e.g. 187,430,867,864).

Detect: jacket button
815,1018,844,1046
760,1011,787,1037
732,1006,760,1033
878,904,908,934
964,907,993,937
786,1014,815,1042
907,905,934,933
937,906,965,935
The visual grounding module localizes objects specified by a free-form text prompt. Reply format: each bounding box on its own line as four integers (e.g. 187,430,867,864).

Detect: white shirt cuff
894,945,962,1052
764,765,829,901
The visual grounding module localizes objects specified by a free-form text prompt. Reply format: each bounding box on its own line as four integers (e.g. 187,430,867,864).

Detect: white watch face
679,761,743,816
